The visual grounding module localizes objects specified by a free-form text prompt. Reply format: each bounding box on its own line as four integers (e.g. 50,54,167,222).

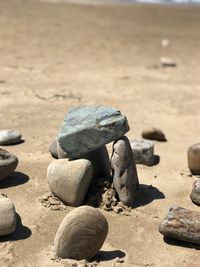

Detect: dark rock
190,179,200,205
142,127,166,142
0,148,18,181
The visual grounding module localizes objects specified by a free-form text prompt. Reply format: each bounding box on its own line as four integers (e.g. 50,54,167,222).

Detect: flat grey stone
0,194,17,236
0,129,22,145
47,159,93,206
142,127,166,142
0,148,18,181
190,180,200,205
58,106,129,159
130,139,154,166
49,140,58,159
188,143,200,175
111,136,139,207
54,206,108,259
159,206,200,245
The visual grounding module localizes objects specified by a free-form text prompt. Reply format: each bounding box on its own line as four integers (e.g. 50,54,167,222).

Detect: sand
0,0,200,266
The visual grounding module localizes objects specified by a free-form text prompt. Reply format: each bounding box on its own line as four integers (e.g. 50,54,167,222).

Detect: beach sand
0,0,200,266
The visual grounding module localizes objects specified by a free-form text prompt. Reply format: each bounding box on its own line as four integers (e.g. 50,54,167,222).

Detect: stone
141,127,166,141
54,206,108,259
130,139,154,166
47,159,93,206
0,148,18,181
58,106,129,159
160,57,176,67
111,136,139,207
188,143,200,175
49,140,58,159
190,179,200,205
0,129,22,145
0,194,17,236
57,140,68,159
159,206,200,245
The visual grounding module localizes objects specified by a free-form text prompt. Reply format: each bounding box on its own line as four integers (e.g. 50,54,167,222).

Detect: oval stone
190,179,200,205
0,148,18,181
141,127,166,142
188,143,200,175
0,129,22,145
54,206,108,260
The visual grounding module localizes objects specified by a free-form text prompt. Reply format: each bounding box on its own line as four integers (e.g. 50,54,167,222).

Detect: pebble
188,143,200,175
0,129,22,145
159,206,200,245
0,194,17,236
130,139,154,166
141,127,167,141
0,148,18,181
111,136,139,207
49,140,58,159
47,159,93,206
58,106,129,159
54,206,108,259
160,57,177,67
190,179,200,205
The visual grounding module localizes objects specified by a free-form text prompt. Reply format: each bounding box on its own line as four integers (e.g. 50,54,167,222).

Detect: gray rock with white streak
0,129,22,145
130,139,154,166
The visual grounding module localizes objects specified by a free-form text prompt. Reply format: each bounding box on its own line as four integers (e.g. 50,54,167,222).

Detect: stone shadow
92,249,126,262
164,236,200,250
132,184,165,208
0,172,29,188
0,214,32,242
3,139,25,146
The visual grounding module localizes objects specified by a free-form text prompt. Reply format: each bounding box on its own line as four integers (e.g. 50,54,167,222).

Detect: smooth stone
54,206,108,259
58,106,129,159
190,180,200,205
49,140,58,159
57,140,68,159
0,129,22,145
160,57,177,67
141,127,167,141
159,206,200,245
0,148,18,181
130,139,154,166
111,136,139,207
47,159,93,206
188,143,200,175
0,194,17,236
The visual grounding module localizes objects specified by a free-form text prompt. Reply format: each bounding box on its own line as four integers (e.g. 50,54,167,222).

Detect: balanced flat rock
0,148,18,181
188,143,200,175
0,129,22,145
111,136,139,207
159,206,200,245
190,180,200,205
58,106,129,159
47,159,93,206
54,206,108,260
130,139,154,166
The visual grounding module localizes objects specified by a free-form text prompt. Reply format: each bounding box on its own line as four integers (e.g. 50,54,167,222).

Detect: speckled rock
54,206,108,259
130,139,154,166
159,206,200,245
0,148,18,181
0,194,17,236
190,180,200,205
111,136,139,207
0,129,22,145
49,140,58,159
57,140,68,159
47,159,93,206
141,127,166,141
188,143,200,175
58,106,129,159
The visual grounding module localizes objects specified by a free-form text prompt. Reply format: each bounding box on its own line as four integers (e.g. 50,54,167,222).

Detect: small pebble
0,129,22,145
142,127,167,141
0,148,18,181
160,57,176,67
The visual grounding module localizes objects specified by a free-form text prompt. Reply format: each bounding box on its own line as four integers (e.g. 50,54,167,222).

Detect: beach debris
57,140,68,159
188,143,200,175
54,206,108,260
0,129,22,145
159,206,200,245
111,136,139,207
58,106,129,159
0,148,18,181
141,127,167,142
47,159,93,207
161,39,170,48
130,139,154,166
0,194,16,236
190,179,200,205
49,140,58,159
160,57,177,67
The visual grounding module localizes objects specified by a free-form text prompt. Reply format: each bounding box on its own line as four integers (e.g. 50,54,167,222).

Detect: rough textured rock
54,206,108,259
188,143,200,175
47,159,93,206
57,140,68,159
0,194,17,236
49,140,58,159
159,206,200,245
130,139,154,166
190,180,200,205
141,127,166,141
0,129,22,145
111,136,139,207
0,148,18,181
58,106,129,159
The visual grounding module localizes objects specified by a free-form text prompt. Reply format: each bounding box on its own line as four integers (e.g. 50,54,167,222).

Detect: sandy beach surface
1,0,200,266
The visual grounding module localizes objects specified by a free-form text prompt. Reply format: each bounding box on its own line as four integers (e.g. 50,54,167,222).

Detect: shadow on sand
0,172,29,188
164,237,200,250
92,249,126,262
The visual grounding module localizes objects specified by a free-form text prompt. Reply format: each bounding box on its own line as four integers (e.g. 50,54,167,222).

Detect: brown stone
141,127,166,141
188,143,200,175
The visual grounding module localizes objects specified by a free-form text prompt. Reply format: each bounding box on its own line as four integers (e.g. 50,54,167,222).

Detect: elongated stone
159,206,200,245
130,139,154,166
188,143,200,175
190,180,200,205
0,148,18,181
58,106,129,159
0,129,22,145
